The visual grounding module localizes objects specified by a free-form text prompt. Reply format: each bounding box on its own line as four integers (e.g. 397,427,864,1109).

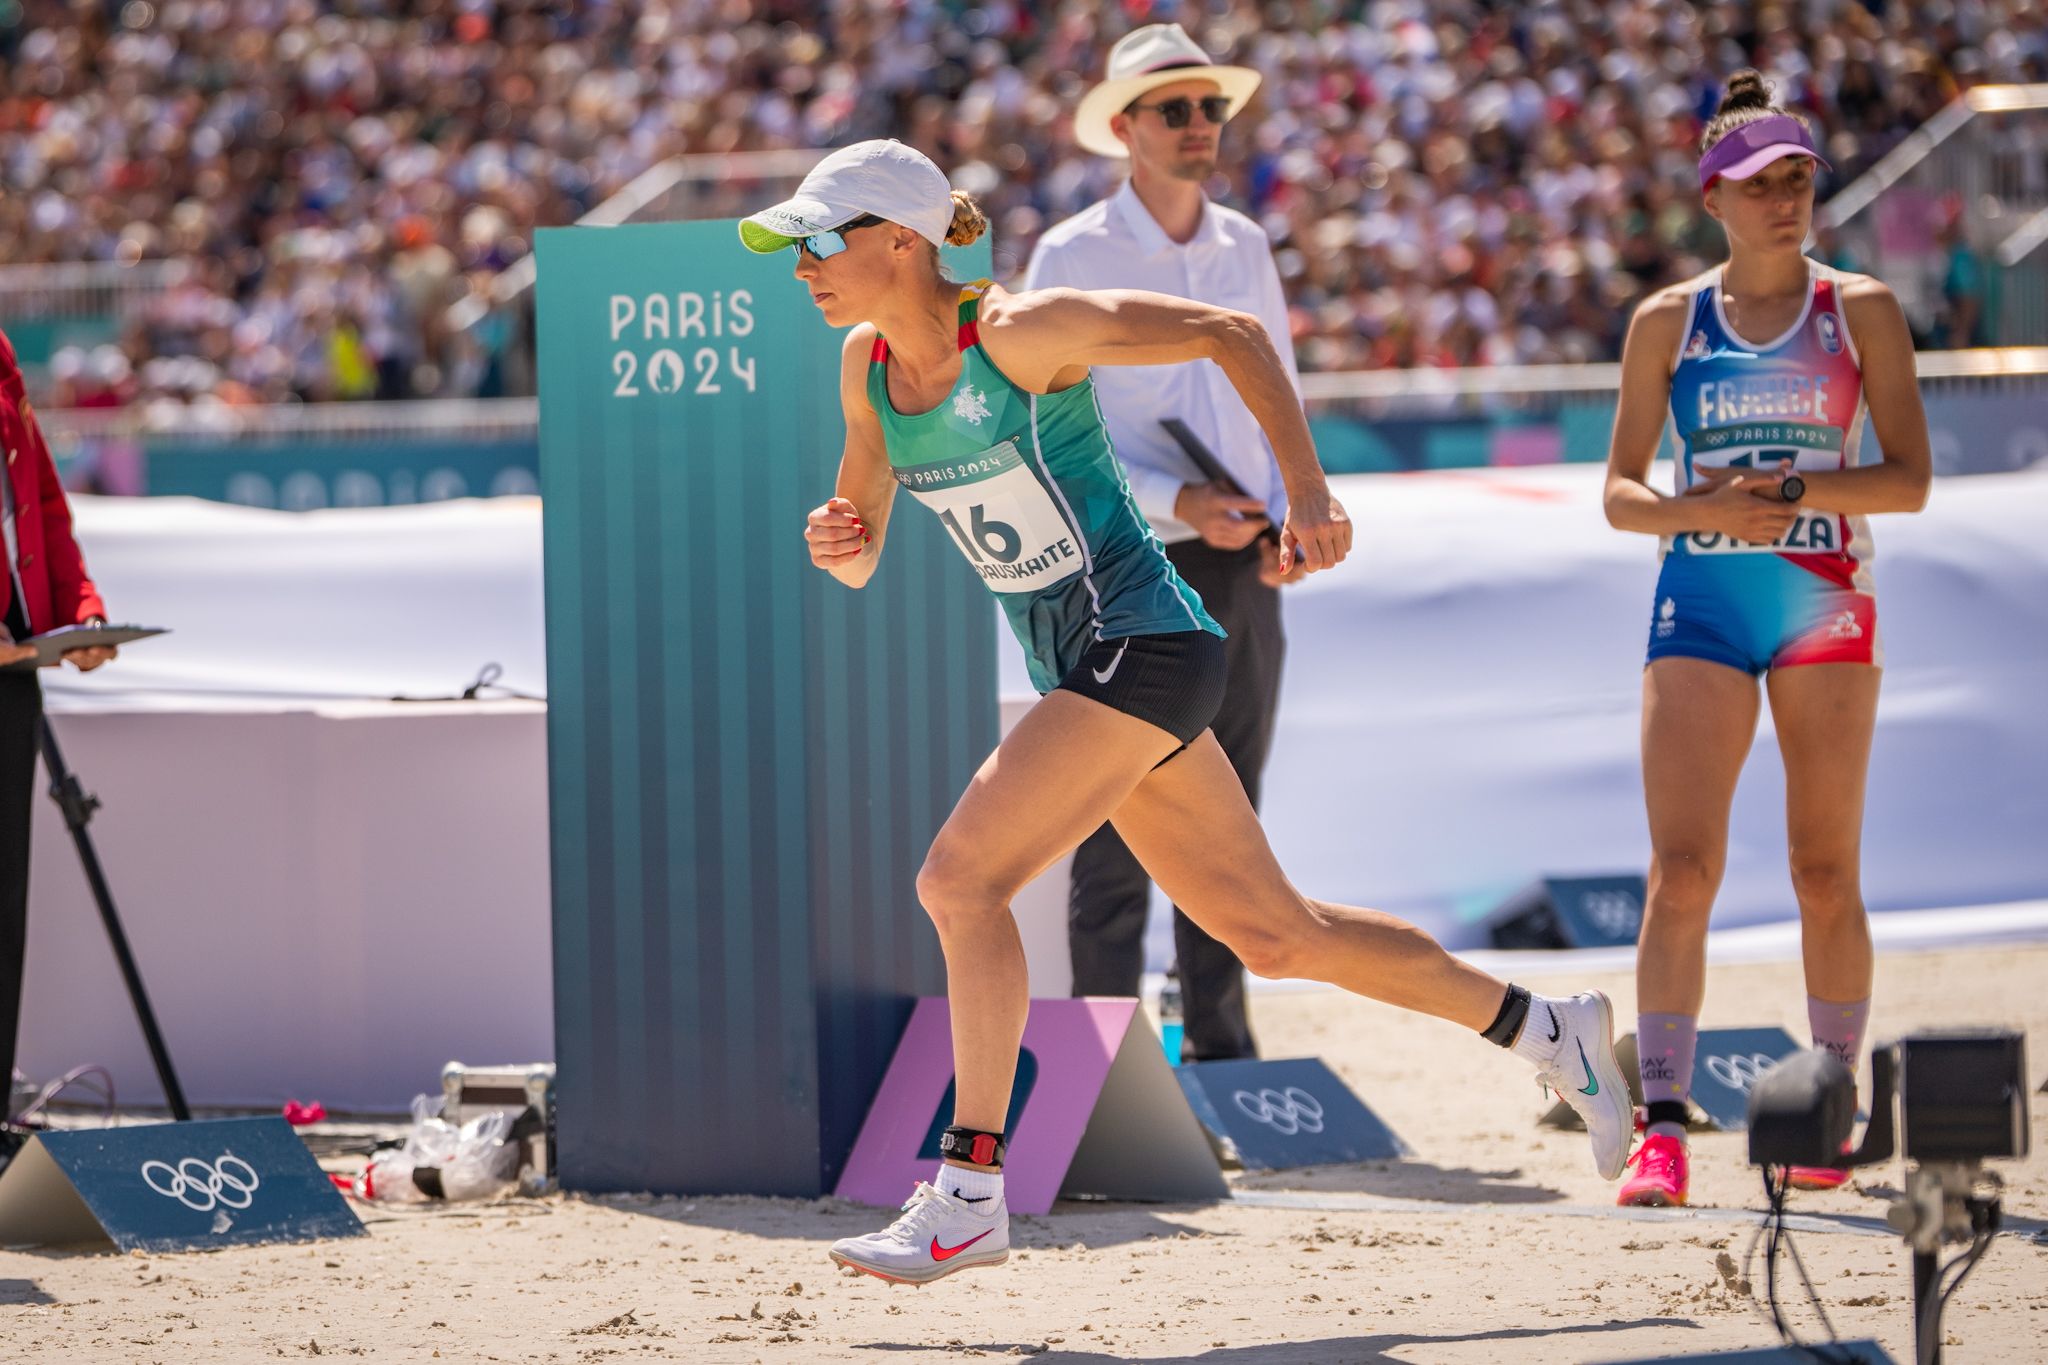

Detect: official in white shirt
1025,22,1299,1062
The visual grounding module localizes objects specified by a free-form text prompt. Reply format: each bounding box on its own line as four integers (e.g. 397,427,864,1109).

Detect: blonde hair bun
945,190,988,246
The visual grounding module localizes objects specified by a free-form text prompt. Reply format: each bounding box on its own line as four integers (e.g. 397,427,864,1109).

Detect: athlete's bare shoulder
1826,266,1900,313
1830,269,1912,356
840,322,881,371
1623,277,1699,363
971,284,1098,391
1825,267,1892,300
973,281,1071,332
1636,274,1707,326
840,322,880,402
842,321,881,358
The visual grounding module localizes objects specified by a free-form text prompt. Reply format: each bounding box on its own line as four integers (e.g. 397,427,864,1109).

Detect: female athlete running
739,139,1634,1283
1603,72,1931,1207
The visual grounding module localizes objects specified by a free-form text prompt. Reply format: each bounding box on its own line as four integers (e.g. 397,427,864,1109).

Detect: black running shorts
1053,629,1227,749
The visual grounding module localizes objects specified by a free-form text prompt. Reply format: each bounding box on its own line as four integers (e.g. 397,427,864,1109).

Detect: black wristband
938,1125,1006,1169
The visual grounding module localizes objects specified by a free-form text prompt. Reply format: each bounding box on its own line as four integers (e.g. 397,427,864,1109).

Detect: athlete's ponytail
1702,69,1808,153
945,190,988,247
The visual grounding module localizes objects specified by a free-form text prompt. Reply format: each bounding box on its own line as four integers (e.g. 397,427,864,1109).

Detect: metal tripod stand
38,716,190,1121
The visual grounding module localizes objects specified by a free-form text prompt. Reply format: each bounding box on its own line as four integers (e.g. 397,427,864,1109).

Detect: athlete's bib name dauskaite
606,290,758,397
971,537,1079,583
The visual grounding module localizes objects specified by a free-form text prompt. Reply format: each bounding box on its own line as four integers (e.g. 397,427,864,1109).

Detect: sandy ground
5,943,2046,1365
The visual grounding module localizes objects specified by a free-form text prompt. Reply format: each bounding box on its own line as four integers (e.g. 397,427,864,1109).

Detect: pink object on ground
283,1100,327,1126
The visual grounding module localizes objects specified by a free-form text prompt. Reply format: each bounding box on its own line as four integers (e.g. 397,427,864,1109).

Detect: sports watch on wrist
1778,473,1806,504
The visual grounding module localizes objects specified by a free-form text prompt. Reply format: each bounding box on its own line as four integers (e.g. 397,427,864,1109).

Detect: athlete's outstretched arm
1603,287,1799,545
983,286,1350,573
805,325,899,589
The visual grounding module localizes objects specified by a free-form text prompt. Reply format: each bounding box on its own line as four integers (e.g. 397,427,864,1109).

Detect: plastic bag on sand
356,1094,520,1202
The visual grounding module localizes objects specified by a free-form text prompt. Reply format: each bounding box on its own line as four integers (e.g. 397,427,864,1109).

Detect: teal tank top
869,282,1221,693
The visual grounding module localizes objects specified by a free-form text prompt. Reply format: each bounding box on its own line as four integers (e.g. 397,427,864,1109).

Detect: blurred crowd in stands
3,0,2042,409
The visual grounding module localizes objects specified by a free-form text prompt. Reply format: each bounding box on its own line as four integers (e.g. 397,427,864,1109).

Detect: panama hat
1073,23,1262,159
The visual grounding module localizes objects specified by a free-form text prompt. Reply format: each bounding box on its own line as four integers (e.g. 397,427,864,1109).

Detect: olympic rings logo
1581,890,1641,938
1704,1052,1782,1094
1232,1087,1324,1136
140,1155,261,1213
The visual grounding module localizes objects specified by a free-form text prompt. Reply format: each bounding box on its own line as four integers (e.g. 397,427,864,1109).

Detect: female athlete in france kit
739,139,1634,1285
1602,73,1931,1208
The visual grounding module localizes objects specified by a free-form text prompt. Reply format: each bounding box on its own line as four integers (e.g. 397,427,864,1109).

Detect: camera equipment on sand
1744,1030,2028,1365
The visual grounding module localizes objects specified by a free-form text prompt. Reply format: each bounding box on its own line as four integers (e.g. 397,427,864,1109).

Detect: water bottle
1158,967,1184,1066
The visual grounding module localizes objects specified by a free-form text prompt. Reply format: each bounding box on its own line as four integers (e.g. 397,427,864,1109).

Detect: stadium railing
1820,83,2048,346
0,259,193,366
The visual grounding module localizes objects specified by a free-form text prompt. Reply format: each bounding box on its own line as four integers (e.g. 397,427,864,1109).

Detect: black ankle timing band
1481,982,1532,1048
938,1125,1006,1169
1645,1100,1690,1129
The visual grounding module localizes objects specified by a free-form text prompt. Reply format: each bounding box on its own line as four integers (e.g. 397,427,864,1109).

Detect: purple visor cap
1698,114,1831,189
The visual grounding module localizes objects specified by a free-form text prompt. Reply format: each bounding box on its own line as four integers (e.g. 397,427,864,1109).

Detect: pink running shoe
1617,1132,1689,1207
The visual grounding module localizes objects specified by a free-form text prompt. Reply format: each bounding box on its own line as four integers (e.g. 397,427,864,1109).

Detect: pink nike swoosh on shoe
930,1229,994,1262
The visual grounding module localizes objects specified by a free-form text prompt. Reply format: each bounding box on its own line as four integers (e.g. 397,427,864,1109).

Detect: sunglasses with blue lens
791,214,885,261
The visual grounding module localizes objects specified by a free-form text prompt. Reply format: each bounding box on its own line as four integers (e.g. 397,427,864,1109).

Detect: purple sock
1638,1012,1697,1109
1808,996,1871,1069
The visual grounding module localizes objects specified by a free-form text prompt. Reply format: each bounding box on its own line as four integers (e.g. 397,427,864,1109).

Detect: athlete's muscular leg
1106,733,1507,1029
1634,658,1761,1015
916,690,1178,1147
1766,663,1881,1004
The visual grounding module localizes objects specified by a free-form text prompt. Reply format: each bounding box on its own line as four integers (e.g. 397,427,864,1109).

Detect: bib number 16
938,504,1020,564
900,444,1083,593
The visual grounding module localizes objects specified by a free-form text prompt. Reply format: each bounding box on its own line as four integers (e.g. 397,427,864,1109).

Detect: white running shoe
1533,990,1634,1181
829,1181,1010,1285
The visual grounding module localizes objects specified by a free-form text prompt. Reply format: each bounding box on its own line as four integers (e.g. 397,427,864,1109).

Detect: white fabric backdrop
19,702,550,1111
18,467,2047,1107
41,494,549,712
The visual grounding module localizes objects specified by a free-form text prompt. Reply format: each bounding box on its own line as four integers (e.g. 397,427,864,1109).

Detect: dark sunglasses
1126,95,1233,129
790,214,884,261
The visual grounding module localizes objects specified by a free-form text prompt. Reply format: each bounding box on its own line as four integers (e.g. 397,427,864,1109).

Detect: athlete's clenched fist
805,496,871,568
1277,483,1352,577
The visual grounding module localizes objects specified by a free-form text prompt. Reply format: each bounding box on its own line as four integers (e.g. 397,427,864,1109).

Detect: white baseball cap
738,140,954,253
